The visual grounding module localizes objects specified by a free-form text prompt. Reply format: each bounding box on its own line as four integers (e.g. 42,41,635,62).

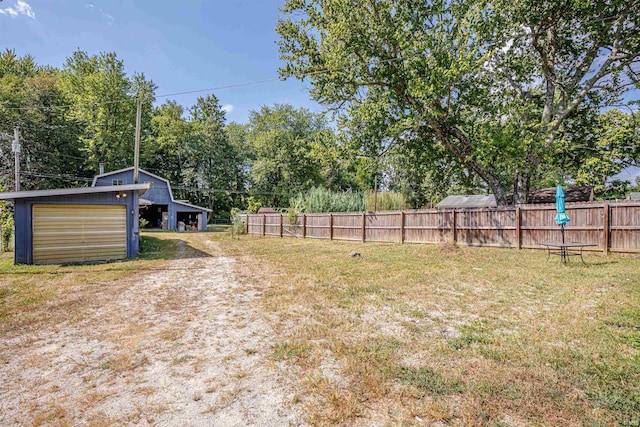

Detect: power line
2,170,293,196
0,53,425,113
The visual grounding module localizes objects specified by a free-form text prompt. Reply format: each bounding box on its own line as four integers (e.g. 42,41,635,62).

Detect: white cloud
0,1,36,19
85,4,114,26
222,104,235,113
101,10,114,26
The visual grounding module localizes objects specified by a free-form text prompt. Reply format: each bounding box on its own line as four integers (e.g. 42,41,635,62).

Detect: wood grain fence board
242,201,640,252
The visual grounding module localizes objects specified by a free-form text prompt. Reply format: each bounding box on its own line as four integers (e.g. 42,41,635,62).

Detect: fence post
400,211,405,243
451,210,457,244
362,212,366,242
244,215,249,234
329,213,334,240
603,202,610,254
515,207,521,249
262,214,266,236
302,214,307,238
280,214,283,238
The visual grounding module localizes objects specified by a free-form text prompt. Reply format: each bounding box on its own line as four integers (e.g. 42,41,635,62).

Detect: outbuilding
0,184,150,265
92,167,211,231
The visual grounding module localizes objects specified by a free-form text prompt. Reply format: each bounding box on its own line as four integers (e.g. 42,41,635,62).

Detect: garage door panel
33,204,127,264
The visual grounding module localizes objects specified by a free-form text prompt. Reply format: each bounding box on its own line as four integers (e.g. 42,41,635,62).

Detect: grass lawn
216,233,640,426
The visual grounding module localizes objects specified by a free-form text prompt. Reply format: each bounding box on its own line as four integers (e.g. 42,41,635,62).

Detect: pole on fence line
329,213,333,240
451,210,457,244
280,214,283,237
244,216,249,234
515,207,521,249
400,211,405,243
302,214,307,238
603,203,610,254
362,212,366,242
262,214,266,236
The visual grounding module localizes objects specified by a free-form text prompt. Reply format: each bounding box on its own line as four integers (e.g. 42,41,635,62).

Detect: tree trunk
513,170,531,205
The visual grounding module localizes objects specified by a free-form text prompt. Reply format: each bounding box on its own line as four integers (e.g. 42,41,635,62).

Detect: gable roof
0,184,150,201
92,167,212,212
92,166,170,187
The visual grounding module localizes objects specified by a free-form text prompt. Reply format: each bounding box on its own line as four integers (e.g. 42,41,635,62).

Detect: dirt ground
0,235,305,426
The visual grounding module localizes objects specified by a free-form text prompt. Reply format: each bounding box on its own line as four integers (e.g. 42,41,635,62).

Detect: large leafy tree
0,49,86,191
246,104,331,207
277,0,640,204
182,94,245,215
60,50,156,174
144,100,192,185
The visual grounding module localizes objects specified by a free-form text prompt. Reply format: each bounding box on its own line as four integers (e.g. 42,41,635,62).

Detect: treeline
0,48,638,220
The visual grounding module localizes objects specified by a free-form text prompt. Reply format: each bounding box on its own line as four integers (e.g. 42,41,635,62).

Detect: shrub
366,191,408,211
1,206,13,252
290,187,366,213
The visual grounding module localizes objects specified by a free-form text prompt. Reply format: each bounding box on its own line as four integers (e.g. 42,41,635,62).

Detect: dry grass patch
0,234,180,335
215,234,640,426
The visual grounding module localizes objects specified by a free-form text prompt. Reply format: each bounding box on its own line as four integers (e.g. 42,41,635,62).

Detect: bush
366,191,408,211
290,187,366,213
0,204,13,251
230,208,246,235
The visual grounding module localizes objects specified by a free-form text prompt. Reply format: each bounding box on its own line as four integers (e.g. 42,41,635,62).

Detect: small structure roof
0,184,150,201
436,195,497,209
507,185,594,204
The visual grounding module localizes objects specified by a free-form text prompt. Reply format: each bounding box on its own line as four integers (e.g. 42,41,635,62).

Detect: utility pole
133,97,142,184
12,126,20,192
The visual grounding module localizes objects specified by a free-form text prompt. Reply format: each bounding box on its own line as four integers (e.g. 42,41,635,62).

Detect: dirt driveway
0,234,303,426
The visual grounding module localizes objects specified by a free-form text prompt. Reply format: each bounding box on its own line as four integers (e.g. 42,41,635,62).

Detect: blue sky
0,0,319,123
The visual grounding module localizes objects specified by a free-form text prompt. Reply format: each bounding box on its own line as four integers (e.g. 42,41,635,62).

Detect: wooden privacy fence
239,201,640,253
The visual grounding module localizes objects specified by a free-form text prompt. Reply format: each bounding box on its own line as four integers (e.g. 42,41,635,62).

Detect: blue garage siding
94,169,209,231
13,190,140,264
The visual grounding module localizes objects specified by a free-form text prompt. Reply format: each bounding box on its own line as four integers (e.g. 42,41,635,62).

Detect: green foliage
0,50,88,191
229,208,247,235
291,187,366,213
60,50,156,174
0,202,13,251
246,104,337,207
246,197,262,214
138,215,149,230
277,0,640,204
366,191,407,212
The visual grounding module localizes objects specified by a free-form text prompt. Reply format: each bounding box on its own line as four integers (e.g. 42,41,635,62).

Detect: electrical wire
1,170,292,196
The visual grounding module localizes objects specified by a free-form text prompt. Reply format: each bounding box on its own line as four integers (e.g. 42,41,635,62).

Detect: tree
60,50,156,174
145,100,191,185
183,94,245,216
277,0,640,204
558,109,639,197
245,104,330,207
0,50,86,191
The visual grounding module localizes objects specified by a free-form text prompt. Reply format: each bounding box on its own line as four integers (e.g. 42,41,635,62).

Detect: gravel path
0,235,303,426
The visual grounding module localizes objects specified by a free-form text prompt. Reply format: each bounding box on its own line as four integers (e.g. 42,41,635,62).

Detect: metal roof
0,184,150,200
93,167,212,213
436,194,497,209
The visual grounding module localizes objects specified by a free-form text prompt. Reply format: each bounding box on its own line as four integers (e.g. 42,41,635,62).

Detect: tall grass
366,191,407,211
290,187,366,213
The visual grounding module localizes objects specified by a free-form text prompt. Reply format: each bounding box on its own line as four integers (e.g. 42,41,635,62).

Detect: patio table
536,242,598,265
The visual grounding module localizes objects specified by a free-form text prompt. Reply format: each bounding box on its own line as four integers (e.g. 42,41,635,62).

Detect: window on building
112,179,123,185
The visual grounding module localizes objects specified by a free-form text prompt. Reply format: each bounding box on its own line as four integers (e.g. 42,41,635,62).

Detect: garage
32,204,127,264
0,183,150,265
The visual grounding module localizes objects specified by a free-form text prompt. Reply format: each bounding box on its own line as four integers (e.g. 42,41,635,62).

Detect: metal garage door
33,204,127,264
